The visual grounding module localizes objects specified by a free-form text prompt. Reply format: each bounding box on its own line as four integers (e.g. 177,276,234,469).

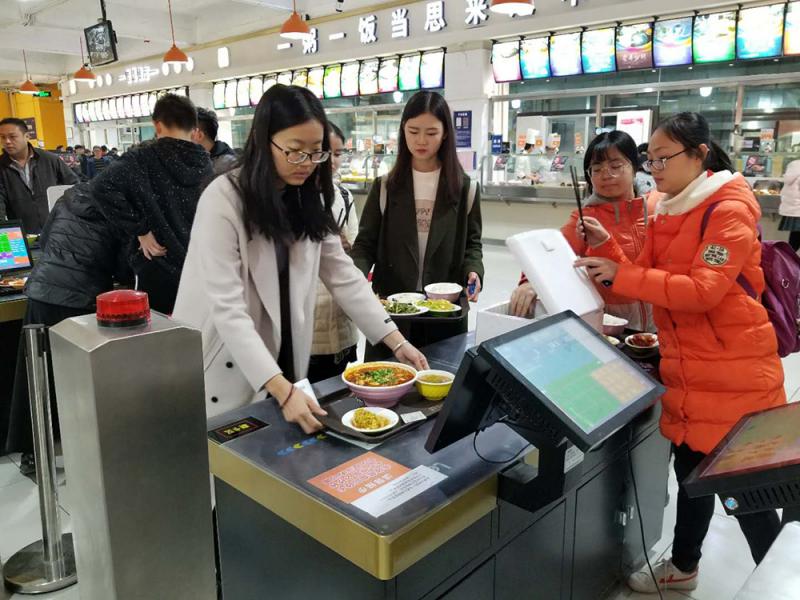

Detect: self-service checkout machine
48,291,216,600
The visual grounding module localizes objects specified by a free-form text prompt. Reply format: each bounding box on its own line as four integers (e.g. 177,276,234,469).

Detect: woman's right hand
577,216,611,248
280,386,328,434
138,231,167,260
509,282,537,317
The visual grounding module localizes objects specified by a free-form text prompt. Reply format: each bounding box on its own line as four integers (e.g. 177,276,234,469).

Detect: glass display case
480,151,587,203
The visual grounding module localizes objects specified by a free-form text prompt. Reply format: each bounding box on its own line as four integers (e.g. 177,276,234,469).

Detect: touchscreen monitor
0,222,32,274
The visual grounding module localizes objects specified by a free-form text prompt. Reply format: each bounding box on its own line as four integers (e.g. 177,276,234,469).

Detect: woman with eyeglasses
576,112,785,594
173,85,428,432
509,130,656,332
351,91,484,355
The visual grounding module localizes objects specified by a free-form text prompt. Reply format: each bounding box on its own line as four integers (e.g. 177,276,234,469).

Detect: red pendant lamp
490,0,535,16
280,0,311,40
18,50,39,95
163,0,190,66
73,36,95,83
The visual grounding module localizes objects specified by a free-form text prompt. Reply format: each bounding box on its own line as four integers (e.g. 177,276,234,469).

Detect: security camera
335,0,344,13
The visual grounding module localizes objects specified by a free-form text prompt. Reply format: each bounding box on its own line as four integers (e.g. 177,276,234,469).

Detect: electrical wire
627,430,664,600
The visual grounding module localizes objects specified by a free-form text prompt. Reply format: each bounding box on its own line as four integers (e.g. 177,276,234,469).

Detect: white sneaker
627,558,698,593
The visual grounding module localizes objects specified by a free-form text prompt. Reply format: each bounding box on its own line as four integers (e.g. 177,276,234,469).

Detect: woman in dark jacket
350,91,483,354
5,183,128,471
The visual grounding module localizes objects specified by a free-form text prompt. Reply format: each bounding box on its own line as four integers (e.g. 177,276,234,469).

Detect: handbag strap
700,203,758,299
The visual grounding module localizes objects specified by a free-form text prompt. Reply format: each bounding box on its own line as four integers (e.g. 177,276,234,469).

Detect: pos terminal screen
0,223,32,274
482,313,661,444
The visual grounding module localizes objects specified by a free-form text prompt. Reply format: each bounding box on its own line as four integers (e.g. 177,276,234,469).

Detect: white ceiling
0,0,381,87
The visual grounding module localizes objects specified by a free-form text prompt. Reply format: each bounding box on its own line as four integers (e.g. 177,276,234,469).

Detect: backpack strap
379,176,387,215
700,202,758,299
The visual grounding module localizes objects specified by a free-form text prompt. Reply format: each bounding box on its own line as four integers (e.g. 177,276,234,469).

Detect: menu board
148,93,158,114
616,23,654,70
492,41,522,83
132,95,143,118
307,67,324,98
737,4,785,60
249,77,263,106
116,97,125,120
341,62,360,96
290,70,307,88
582,28,616,74
262,76,277,94
550,33,583,77
521,38,550,79
654,17,693,67
378,57,399,93
213,82,226,109
100,100,110,121
140,94,151,117
87,102,97,122
74,104,84,124
277,71,293,86
786,2,800,55
420,51,445,89
399,54,421,91
359,59,379,95
237,79,250,107
693,12,737,63
122,96,133,119
224,80,237,108
323,64,342,98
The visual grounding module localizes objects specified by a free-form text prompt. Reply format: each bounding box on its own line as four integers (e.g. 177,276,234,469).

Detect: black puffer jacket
92,137,212,278
25,184,126,309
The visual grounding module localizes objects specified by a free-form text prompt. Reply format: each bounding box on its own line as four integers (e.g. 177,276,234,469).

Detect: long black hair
583,130,639,196
232,84,336,242
387,91,463,202
655,112,735,173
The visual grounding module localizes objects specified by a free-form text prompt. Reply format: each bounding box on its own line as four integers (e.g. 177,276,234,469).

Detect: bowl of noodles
342,362,418,407
342,407,399,434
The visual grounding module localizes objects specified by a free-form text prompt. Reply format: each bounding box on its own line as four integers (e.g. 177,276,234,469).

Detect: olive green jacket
351,172,484,296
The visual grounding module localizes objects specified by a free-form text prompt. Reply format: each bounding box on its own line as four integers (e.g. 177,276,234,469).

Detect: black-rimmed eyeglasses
271,140,330,165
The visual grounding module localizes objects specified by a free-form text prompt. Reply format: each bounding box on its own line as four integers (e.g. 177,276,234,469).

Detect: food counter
209,333,670,600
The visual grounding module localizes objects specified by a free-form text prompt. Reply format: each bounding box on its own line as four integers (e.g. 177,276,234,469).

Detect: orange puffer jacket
561,195,656,331
591,172,786,454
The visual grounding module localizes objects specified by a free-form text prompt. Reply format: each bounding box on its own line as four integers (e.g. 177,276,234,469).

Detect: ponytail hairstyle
387,90,464,202
655,112,735,173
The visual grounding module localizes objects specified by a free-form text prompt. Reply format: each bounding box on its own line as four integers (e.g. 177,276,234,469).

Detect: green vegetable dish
383,301,421,315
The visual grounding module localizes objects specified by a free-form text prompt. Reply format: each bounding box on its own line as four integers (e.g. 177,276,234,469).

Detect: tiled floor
1,243,799,600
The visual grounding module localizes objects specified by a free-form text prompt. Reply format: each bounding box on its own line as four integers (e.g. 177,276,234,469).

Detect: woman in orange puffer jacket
576,112,785,595
510,131,656,331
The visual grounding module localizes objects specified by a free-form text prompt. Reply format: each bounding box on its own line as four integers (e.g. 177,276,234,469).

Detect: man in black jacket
194,108,237,175
0,118,79,232
93,94,212,314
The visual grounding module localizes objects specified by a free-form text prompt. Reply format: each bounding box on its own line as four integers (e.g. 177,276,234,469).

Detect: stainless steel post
3,325,77,594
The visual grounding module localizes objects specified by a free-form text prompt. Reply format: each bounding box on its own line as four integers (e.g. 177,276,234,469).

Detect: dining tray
318,390,444,443
386,295,470,325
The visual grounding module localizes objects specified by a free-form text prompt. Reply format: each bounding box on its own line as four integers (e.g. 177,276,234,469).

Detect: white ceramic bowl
424,282,462,303
342,362,418,407
388,292,426,304
341,407,399,434
624,333,659,354
602,314,629,337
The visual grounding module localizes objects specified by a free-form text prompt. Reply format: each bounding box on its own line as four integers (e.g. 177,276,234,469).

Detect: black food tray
386,295,470,324
318,390,443,443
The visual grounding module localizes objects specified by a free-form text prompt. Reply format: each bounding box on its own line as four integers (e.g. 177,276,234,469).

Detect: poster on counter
454,110,472,148
616,23,654,70
653,17,693,67
693,12,737,63
736,4,785,60
307,452,410,505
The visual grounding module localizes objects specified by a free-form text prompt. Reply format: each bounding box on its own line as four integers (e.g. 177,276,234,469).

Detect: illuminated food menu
225,80,237,108
399,54,421,90
262,76,277,94
737,4,785,60
359,59,379,95
521,37,550,79
74,104,83,123
100,100,111,121
277,71,292,86
307,67,324,99
550,33,582,76
378,57,399,93
616,23,654,70
420,50,444,89
132,95,143,118
122,96,133,118
341,62,360,96
141,94,151,117
292,69,308,88
148,93,158,114
213,82,225,109
653,17,693,67
249,77,263,106
693,12,737,63
786,2,800,55
492,41,522,82
323,65,342,98
581,28,616,74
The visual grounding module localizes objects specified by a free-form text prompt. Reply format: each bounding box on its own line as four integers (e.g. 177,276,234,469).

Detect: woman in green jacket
351,91,483,353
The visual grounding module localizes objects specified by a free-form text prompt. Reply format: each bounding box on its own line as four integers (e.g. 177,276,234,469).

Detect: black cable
627,429,664,600
472,429,531,464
